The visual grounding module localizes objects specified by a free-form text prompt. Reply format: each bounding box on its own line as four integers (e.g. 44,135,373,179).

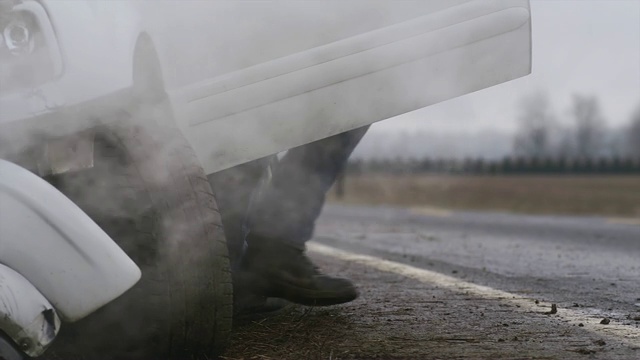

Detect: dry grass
329,174,640,217
222,306,356,360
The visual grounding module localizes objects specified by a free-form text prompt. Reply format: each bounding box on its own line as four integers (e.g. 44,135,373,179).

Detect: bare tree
571,94,606,158
554,126,576,158
627,105,640,157
513,92,556,158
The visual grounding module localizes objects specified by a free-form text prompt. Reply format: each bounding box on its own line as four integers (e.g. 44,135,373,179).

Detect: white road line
308,242,640,347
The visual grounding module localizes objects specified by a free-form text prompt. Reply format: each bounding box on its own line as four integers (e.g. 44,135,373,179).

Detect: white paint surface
0,160,141,322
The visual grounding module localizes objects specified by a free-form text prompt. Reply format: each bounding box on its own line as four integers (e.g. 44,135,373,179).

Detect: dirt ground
222,251,639,360
327,174,640,218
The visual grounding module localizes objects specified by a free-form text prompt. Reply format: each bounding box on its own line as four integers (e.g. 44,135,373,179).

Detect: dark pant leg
208,157,273,271
248,126,369,248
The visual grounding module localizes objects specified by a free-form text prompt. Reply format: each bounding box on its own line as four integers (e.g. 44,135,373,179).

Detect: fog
1,1,638,357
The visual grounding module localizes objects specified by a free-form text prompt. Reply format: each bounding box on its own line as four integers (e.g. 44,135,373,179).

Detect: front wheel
46,125,233,359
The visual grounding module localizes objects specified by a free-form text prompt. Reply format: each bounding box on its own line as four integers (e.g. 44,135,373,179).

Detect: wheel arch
132,32,167,99
127,32,179,129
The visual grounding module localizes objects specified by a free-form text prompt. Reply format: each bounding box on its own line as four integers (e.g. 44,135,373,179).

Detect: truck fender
0,263,60,357
0,159,141,322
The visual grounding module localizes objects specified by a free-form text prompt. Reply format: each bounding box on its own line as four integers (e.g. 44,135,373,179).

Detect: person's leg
209,157,291,316
208,157,272,272
240,126,369,306
248,126,369,247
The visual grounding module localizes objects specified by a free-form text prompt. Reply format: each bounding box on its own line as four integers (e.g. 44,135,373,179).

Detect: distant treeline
347,157,640,175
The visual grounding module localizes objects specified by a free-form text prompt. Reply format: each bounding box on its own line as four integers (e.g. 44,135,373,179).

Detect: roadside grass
222,306,356,360
328,174,640,218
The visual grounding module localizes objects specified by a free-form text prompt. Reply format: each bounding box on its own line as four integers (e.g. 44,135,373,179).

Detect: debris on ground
545,303,558,315
600,318,610,325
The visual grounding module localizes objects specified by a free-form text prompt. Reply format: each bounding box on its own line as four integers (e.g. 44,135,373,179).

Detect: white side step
179,0,531,174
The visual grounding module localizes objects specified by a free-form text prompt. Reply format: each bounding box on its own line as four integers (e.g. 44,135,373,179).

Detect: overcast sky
368,0,640,137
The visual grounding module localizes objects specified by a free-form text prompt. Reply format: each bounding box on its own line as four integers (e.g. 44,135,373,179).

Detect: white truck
0,1,531,358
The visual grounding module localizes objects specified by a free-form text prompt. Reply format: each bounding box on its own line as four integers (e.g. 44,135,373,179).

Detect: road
223,204,640,359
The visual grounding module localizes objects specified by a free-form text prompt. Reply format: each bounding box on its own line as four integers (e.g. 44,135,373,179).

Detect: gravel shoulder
222,250,639,360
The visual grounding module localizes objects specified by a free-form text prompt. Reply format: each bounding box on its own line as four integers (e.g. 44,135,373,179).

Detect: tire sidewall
45,125,232,359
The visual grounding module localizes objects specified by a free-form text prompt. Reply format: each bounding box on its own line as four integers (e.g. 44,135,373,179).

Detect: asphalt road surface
224,204,640,359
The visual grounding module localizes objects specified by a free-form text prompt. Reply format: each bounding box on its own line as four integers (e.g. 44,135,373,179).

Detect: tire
45,124,233,359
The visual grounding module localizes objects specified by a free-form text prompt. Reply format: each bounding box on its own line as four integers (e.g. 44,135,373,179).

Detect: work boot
237,236,358,306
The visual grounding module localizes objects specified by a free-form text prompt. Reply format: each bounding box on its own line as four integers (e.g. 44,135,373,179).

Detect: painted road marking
308,242,640,347
409,206,452,217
